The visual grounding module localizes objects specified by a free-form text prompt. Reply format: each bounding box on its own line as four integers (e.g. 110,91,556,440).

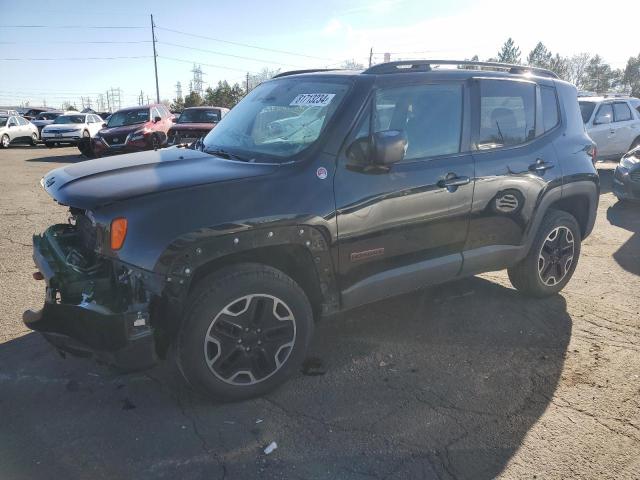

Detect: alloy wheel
203,294,296,385
1,135,9,148
538,226,574,286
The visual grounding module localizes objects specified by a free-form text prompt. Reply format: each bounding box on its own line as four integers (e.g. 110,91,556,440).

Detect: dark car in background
30,111,64,138
91,104,173,157
613,145,640,202
22,107,54,121
167,106,229,145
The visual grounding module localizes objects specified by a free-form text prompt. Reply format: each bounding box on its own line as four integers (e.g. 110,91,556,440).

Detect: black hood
41,147,278,209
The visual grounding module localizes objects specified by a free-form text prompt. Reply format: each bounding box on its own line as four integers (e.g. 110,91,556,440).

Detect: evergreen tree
497,38,521,64
527,42,552,68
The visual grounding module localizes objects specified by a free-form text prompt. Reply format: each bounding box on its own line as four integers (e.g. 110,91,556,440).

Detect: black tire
30,132,38,146
150,134,160,150
177,263,314,401
0,134,9,148
82,130,90,139
508,209,581,298
45,142,54,148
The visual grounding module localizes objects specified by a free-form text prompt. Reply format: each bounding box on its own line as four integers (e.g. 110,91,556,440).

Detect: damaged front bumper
23,223,161,371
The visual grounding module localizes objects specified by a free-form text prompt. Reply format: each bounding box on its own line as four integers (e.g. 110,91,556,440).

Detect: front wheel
508,209,581,297
0,134,9,148
177,263,314,401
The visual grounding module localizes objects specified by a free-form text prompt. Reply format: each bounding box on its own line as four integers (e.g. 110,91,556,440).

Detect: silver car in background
579,96,640,160
0,115,39,148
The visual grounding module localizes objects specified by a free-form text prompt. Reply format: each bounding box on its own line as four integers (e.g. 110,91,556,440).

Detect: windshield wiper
204,147,252,162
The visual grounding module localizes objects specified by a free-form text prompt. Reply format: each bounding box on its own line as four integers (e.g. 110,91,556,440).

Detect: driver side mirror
594,113,612,125
154,116,162,123
102,122,107,128
346,130,407,170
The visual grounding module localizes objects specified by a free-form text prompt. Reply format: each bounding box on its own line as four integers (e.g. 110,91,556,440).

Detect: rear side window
541,86,559,132
477,80,535,150
595,104,613,124
374,83,463,160
613,102,632,122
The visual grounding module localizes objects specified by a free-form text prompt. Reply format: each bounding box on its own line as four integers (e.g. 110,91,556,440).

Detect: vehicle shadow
0,276,570,479
597,163,616,195
24,150,85,163
607,201,640,276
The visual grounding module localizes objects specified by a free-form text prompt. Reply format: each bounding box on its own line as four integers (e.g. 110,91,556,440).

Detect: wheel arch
157,225,339,330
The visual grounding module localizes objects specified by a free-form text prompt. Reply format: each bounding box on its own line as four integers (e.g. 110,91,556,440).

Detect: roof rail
363,60,559,79
273,69,341,78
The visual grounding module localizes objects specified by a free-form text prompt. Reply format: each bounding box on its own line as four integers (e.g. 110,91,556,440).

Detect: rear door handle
437,174,470,189
529,159,554,173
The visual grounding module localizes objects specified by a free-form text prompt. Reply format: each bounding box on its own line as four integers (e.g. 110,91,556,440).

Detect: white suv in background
41,113,105,148
579,96,640,160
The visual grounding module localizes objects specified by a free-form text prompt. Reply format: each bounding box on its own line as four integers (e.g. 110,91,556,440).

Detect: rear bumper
613,166,640,201
23,225,158,371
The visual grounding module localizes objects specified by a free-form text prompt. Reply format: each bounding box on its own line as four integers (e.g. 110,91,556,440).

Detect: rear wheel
1,134,9,148
177,263,314,401
30,132,38,145
508,209,581,297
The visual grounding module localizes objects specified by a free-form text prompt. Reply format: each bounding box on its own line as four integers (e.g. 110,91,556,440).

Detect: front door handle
437,174,470,189
529,159,554,173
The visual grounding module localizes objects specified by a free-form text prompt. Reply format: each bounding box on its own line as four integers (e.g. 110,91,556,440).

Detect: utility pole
175,81,182,100
246,72,250,93
150,14,160,104
106,90,111,112
369,47,373,67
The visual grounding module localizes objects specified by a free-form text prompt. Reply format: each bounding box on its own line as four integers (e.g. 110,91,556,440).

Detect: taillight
110,217,128,250
588,145,597,165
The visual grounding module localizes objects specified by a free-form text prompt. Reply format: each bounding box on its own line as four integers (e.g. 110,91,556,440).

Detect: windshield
0,117,7,127
107,108,149,128
179,108,221,124
53,115,86,124
35,112,61,121
579,102,596,123
202,78,350,160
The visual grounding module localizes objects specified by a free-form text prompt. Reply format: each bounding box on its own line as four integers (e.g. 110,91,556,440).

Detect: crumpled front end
23,221,163,371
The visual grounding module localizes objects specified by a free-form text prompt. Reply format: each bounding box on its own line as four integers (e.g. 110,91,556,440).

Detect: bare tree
567,53,591,89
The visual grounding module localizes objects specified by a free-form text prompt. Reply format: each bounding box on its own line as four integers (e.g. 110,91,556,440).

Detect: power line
0,56,152,61
156,41,305,68
0,24,145,29
155,26,332,61
159,55,248,73
0,40,151,45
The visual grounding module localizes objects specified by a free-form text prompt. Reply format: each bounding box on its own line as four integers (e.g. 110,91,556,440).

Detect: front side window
17,117,27,125
613,102,632,122
478,80,535,149
106,109,149,128
595,104,613,124
374,83,463,160
203,78,351,160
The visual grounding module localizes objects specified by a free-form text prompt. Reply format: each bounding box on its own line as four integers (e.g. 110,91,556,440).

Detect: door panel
463,78,562,273
612,102,636,154
335,81,473,294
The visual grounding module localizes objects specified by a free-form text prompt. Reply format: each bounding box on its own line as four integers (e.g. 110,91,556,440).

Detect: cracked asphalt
0,145,639,479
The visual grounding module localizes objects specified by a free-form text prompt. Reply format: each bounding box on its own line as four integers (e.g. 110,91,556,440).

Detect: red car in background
167,106,229,145
92,104,173,157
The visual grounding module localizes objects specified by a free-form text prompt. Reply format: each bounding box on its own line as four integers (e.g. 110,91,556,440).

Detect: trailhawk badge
316,167,328,180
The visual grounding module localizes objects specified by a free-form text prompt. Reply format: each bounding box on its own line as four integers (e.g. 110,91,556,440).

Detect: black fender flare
519,179,598,260
156,224,339,313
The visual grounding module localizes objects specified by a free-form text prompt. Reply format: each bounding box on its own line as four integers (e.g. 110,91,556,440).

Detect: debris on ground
263,441,278,455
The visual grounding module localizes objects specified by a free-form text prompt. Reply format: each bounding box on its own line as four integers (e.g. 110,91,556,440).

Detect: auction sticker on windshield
290,93,335,107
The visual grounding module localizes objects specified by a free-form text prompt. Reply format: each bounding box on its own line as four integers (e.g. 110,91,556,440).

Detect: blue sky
1,0,638,109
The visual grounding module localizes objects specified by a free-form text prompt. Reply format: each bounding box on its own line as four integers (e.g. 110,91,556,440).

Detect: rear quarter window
613,102,632,122
541,86,559,132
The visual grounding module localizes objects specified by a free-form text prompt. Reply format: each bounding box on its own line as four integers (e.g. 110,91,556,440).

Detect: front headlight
129,129,150,142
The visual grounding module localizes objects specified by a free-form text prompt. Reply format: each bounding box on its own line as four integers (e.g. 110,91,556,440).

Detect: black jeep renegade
25,60,599,401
